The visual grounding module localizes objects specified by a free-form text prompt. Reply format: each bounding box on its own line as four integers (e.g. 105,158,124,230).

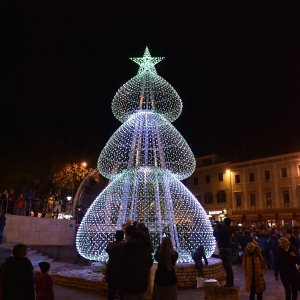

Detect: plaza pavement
52,264,286,300
0,246,286,300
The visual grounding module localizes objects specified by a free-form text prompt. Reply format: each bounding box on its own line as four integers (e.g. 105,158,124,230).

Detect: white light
67,196,72,201
76,47,216,263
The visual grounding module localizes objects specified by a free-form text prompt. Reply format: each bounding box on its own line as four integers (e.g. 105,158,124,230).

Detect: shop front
208,209,227,223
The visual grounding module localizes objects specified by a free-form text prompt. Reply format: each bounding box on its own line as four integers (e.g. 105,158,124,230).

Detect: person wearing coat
242,242,266,300
1,243,35,300
274,237,299,300
152,237,178,300
118,225,153,299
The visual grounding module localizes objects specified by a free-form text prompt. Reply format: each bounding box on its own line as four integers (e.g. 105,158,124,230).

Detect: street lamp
226,169,233,215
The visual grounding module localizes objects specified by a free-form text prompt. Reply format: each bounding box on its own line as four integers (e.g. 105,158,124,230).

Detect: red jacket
34,272,54,300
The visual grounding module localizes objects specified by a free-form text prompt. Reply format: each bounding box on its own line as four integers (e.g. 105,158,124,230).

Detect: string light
76,48,216,263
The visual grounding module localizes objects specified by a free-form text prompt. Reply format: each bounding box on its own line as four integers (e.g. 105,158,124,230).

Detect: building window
281,167,288,178
283,191,290,207
216,190,226,203
218,172,223,182
264,170,270,181
205,175,210,184
235,174,241,184
235,193,242,207
204,192,213,204
250,193,256,208
266,192,272,208
249,172,255,182
194,176,198,185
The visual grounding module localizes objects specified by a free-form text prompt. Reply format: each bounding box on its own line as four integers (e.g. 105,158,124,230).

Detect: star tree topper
130,47,164,75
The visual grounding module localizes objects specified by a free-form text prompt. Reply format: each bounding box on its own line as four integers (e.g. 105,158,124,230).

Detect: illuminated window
266,192,272,208
283,191,290,206
264,170,270,181
249,172,255,182
281,168,288,178
235,193,242,207
217,190,226,203
235,174,241,184
218,172,223,182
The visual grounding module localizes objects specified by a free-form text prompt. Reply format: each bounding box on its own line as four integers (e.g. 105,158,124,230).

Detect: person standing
152,237,178,300
106,230,125,300
118,225,153,300
1,243,35,300
24,189,33,216
274,237,299,300
52,196,61,219
17,193,25,215
213,217,234,287
0,214,6,244
34,261,54,300
9,189,18,214
242,242,266,300
0,192,8,215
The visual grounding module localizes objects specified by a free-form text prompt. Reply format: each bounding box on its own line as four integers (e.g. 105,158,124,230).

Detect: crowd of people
105,218,300,300
0,217,299,299
214,217,300,300
0,189,64,219
106,219,180,300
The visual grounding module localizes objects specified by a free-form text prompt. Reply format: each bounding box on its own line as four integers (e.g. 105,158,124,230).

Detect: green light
130,47,164,75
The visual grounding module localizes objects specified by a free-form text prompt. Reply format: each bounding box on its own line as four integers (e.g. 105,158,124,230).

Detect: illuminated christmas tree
76,48,216,262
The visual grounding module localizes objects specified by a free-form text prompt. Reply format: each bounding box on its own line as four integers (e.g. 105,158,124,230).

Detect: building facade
186,152,300,227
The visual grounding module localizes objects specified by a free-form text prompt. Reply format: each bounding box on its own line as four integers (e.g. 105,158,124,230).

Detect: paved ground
0,246,286,299
53,264,286,300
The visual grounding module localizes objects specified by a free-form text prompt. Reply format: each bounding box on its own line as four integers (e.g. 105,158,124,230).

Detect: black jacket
154,251,178,286
118,239,153,294
1,256,35,300
213,224,233,249
274,245,299,277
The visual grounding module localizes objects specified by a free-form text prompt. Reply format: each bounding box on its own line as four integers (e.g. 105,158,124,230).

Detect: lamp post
70,161,88,217
226,169,233,216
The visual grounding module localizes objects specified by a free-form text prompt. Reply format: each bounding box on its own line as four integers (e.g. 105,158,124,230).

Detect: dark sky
2,1,300,175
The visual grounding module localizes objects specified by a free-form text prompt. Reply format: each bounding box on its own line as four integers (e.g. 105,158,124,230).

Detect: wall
3,215,76,246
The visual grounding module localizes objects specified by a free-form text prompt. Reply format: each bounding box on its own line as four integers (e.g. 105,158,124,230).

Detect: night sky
2,1,300,180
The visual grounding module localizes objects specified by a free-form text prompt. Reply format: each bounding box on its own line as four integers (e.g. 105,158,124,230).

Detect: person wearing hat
213,217,234,287
34,261,54,300
275,237,299,300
